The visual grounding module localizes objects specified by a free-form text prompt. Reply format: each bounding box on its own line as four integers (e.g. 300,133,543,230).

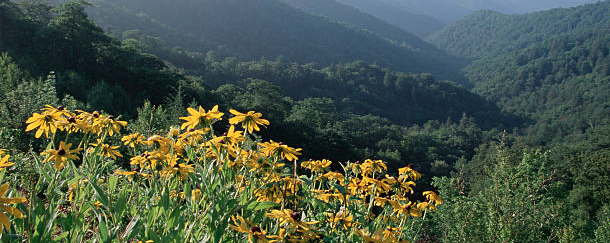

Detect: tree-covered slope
76,0,460,78
291,0,445,38
464,28,610,144
429,1,610,58
0,1,183,117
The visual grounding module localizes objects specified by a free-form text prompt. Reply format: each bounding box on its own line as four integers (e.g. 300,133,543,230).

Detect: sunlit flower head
179,105,224,130
301,159,331,173
40,142,82,170
423,191,443,206
398,164,421,181
93,114,127,136
265,209,317,231
89,140,122,160
0,155,14,171
258,140,302,162
229,109,270,134
121,133,145,148
230,215,268,243
25,111,62,138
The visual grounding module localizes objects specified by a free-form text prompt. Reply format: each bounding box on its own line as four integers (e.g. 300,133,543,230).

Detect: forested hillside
465,28,610,144
277,0,444,41
305,0,446,38
429,1,610,57
68,0,462,78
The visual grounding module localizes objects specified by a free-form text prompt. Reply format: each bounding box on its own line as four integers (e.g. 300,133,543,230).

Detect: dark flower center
250,226,261,233
290,212,301,220
188,128,196,132
57,106,65,111
407,164,414,169
67,117,77,123
57,149,66,155
93,113,100,118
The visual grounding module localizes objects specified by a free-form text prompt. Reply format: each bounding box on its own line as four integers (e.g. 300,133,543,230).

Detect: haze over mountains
74,0,462,79
338,0,600,25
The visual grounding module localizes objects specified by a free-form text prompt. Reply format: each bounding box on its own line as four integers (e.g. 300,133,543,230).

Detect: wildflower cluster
14,104,441,242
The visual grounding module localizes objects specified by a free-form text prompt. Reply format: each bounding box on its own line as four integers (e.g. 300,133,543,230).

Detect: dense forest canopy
429,1,610,58
0,0,608,242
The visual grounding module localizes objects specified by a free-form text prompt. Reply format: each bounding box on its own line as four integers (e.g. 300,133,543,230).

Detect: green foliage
431,148,563,242
430,1,610,58
0,1,184,116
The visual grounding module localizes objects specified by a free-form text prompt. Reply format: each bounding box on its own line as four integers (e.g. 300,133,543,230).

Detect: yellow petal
0,212,9,232
0,184,8,197
0,206,23,219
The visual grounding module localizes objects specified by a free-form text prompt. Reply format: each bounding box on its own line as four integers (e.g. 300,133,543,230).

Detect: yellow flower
178,128,209,145
326,212,359,230
360,159,387,176
423,191,443,206
89,140,122,159
75,110,103,134
93,114,127,136
121,133,145,148
301,159,332,173
228,109,270,134
230,215,269,243
25,111,62,138
55,116,89,134
0,183,27,233
393,201,422,218
40,142,82,170
319,171,345,185
258,140,302,161
356,228,385,243
160,155,193,180
214,125,245,145
265,209,317,231
94,201,103,209
41,105,74,117
191,189,201,201
398,164,421,181
0,155,14,171
114,170,139,181
179,105,224,130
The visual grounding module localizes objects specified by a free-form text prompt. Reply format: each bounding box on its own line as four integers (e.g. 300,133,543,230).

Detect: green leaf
246,201,278,211
333,184,347,194
88,178,109,207
121,215,140,240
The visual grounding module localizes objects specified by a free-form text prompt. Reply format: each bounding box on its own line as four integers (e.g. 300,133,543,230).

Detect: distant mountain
299,0,446,38
428,1,610,58
277,0,443,41
337,0,473,24
340,0,600,25
73,0,460,78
